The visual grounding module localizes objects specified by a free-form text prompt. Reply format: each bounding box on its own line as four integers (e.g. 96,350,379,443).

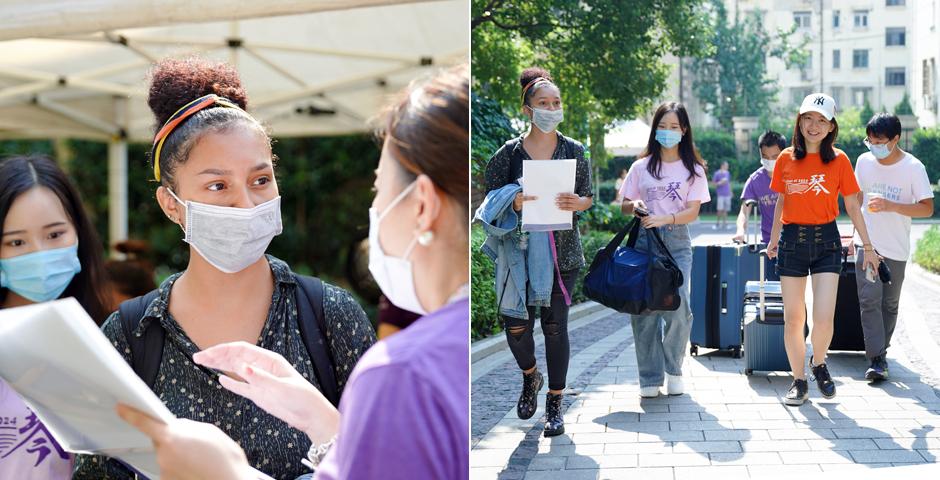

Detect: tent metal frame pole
108,97,129,258
34,97,121,135
254,63,417,108
241,46,308,87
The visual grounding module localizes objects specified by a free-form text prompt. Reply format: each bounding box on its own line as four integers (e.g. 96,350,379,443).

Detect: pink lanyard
548,231,571,306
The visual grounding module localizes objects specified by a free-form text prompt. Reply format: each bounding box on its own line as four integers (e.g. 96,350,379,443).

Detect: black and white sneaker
865,356,889,381
785,379,809,406
809,357,836,398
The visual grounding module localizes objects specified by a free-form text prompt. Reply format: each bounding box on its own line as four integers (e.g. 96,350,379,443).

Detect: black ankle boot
516,369,543,420
543,392,565,437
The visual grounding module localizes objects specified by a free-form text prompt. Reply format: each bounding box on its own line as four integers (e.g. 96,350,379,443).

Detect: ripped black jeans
503,269,579,391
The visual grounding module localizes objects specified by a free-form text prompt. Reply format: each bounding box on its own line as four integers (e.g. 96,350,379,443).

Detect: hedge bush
914,226,940,274
470,226,500,341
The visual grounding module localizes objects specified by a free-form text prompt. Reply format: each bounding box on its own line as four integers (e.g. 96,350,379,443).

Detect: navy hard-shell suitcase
689,202,763,357
743,253,790,375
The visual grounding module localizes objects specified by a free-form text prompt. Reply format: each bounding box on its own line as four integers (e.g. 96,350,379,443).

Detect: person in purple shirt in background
116,64,470,480
711,161,733,229
733,130,786,280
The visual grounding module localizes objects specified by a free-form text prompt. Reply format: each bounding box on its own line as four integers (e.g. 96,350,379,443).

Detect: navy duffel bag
583,215,683,314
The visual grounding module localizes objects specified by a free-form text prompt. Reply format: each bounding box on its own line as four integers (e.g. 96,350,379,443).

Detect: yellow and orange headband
151,93,243,182
520,76,553,106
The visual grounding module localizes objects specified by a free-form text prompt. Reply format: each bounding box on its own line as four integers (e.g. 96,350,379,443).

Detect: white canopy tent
0,0,468,251
605,118,650,158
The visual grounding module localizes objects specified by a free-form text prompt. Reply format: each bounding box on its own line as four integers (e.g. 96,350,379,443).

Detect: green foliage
472,0,714,148
912,127,940,184
470,226,500,340
471,92,518,192
689,0,807,130
580,203,632,234
895,93,915,115
914,226,940,274
860,100,875,125
695,129,735,170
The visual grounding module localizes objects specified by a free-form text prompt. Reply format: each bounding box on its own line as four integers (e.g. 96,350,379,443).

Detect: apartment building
912,0,939,127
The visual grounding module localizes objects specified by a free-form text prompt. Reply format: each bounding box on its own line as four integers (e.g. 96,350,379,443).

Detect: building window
885,67,906,86
833,49,841,69
854,10,869,28
833,10,840,28
886,27,906,46
792,88,813,105
830,87,844,107
853,49,869,68
852,87,872,106
794,11,811,29
886,0,905,6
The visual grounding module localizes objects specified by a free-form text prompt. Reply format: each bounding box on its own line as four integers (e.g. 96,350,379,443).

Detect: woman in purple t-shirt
116,66,470,480
0,155,110,479
619,102,711,399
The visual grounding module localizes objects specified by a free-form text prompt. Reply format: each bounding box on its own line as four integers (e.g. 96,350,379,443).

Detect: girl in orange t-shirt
766,93,879,407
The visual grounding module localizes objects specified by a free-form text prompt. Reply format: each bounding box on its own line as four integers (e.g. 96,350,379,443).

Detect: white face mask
529,106,564,134
168,189,283,274
761,158,776,173
368,180,426,315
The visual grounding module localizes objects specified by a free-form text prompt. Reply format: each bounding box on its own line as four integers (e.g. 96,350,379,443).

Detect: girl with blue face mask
0,155,109,480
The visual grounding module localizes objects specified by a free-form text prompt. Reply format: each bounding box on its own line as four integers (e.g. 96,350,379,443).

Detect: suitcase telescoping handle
744,199,759,252
759,248,768,320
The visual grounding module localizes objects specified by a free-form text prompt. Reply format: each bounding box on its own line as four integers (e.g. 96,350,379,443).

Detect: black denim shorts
776,221,842,277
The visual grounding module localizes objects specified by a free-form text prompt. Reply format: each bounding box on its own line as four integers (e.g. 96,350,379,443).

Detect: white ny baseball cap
799,93,836,121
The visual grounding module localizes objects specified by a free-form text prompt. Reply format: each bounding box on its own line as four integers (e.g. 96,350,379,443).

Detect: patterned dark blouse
72,256,376,480
484,131,593,272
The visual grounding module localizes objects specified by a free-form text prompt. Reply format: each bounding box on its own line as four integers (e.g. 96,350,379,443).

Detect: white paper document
521,159,576,231
0,298,174,479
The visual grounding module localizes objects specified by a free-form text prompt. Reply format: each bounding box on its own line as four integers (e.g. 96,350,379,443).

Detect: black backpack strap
293,274,340,407
117,289,164,390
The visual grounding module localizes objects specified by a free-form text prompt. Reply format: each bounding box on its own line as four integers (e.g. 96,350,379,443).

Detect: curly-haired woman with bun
72,58,376,479
481,66,593,437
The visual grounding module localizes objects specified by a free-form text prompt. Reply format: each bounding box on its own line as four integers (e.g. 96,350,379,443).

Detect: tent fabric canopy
0,0,467,141
0,0,466,252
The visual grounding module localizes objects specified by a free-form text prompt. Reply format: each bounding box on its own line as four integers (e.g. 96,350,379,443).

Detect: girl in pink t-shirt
619,102,711,398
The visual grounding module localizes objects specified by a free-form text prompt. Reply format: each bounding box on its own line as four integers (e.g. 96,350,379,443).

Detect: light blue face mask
866,140,893,160
0,243,81,303
655,129,682,149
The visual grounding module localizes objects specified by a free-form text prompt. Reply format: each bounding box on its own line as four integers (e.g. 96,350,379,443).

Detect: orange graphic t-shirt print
770,147,860,225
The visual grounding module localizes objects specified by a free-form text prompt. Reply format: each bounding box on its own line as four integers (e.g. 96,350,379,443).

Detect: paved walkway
470,221,940,479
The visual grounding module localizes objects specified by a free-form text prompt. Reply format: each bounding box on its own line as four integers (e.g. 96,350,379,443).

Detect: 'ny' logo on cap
814,96,825,106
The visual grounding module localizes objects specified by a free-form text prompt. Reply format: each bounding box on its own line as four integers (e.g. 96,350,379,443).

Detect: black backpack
117,274,340,407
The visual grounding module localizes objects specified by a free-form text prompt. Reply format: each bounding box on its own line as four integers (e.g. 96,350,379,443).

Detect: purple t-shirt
713,170,732,197
0,379,72,479
740,167,779,244
315,298,469,480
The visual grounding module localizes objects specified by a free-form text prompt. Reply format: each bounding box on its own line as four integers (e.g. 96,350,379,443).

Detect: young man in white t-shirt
855,113,935,381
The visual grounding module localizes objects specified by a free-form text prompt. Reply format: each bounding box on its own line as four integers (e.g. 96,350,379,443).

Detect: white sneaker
666,373,685,395
639,386,661,398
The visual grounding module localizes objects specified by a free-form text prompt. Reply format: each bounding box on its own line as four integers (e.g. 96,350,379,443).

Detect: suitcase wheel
732,346,742,359
745,368,753,376
690,345,699,356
